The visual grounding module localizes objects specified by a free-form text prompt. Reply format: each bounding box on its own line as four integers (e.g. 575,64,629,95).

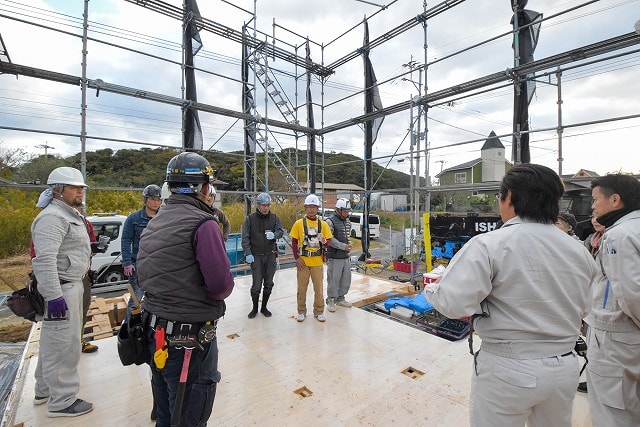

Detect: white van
348,213,380,239
86,213,128,283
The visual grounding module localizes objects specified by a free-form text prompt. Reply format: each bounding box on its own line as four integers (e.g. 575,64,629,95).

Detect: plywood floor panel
9,267,592,426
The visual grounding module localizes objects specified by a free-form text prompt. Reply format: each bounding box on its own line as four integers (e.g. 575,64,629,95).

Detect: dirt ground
0,253,35,342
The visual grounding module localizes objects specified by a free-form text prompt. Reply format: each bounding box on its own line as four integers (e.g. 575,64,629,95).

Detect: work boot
260,291,272,317
81,340,98,353
327,298,336,312
248,294,259,319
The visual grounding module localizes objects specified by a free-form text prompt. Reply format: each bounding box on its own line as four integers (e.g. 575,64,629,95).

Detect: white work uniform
31,199,91,412
425,216,598,427
586,210,640,426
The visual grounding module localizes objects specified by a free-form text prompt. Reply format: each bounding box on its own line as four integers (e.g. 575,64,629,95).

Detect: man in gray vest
325,198,353,312
137,152,234,426
241,192,284,318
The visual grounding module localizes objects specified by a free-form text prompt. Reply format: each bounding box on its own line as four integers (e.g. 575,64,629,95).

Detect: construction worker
290,194,333,322
121,184,162,322
241,192,284,318
137,152,234,426
424,164,598,427
586,174,640,426
31,167,94,418
325,198,353,312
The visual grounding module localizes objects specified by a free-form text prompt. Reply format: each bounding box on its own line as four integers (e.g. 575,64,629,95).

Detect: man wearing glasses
425,164,598,427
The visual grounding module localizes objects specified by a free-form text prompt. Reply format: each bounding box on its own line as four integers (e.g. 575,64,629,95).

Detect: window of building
455,172,467,184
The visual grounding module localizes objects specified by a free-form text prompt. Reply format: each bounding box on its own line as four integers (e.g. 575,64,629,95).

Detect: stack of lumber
83,295,129,341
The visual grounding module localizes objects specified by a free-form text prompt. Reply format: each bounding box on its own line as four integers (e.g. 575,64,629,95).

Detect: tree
0,142,28,181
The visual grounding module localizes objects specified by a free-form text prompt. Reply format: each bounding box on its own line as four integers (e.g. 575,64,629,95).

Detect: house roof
436,158,482,177
480,130,504,150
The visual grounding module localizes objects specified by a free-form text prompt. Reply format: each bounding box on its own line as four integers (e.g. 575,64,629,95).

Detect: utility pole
36,142,55,158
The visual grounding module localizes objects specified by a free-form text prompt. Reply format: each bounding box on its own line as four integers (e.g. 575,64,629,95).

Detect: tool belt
301,249,323,257
147,313,218,349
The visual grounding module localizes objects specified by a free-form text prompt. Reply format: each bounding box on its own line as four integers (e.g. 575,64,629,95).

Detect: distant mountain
13,147,414,191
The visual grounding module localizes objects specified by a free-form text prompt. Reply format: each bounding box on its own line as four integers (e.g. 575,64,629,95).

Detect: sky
0,0,639,185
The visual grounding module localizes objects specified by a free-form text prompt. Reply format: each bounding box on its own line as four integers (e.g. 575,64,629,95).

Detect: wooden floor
5,267,592,426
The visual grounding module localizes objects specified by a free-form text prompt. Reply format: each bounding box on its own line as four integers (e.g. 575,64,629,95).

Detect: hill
9,147,415,191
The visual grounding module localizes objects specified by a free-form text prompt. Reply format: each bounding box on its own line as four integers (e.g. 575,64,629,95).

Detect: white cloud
1,0,639,181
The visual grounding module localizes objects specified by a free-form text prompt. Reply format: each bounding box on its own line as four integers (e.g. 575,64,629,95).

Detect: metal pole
556,68,563,176
512,0,522,164
80,0,89,214
415,69,422,234
422,0,430,212
409,96,415,272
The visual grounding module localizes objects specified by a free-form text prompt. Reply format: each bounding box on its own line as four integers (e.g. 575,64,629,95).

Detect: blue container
225,233,243,266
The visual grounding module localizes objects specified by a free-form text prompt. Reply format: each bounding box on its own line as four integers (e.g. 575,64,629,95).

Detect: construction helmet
165,152,214,187
142,184,162,198
256,193,271,205
335,198,351,210
304,194,320,206
47,167,87,187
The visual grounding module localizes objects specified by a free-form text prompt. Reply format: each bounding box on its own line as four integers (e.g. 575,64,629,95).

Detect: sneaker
82,341,98,353
577,382,588,393
336,299,352,308
47,399,93,418
34,395,49,405
327,298,336,313
315,314,326,322
296,313,306,322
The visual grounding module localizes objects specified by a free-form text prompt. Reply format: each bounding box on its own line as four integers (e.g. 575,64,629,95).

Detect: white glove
265,231,275,240
245,254,255,264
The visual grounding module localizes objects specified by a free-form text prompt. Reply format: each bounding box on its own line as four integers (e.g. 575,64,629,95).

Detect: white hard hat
47,167,87,187
336,198,351,210
304,194,320,206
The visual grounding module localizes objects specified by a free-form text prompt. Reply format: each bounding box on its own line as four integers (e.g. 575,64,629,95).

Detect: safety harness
300,216,324,257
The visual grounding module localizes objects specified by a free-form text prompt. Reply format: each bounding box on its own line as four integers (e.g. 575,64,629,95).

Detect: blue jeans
146,328,221,427
125,275,144,322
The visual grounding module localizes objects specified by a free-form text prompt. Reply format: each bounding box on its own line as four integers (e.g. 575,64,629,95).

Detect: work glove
265,231,275,240
123,265,135,277
47,296,68,318
245,254,255,264
90,242,108,253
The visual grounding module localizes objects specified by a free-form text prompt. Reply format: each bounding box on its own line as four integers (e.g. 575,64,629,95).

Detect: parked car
87,213,127,283
348,213,380,239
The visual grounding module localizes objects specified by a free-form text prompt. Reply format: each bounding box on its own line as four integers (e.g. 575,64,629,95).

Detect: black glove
91,242,108,253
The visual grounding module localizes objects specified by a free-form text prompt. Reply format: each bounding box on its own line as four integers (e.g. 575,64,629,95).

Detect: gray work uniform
425,216,598,427
586,210,640,426
31,199,91,411
325,214,352,302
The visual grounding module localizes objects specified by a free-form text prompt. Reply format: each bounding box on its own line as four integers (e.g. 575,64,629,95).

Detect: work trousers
147,329,221,427
34,281,83,411
250,253,277,298
326,257,351,301
586,327,640,426
469,349,578,427
296,263,324,316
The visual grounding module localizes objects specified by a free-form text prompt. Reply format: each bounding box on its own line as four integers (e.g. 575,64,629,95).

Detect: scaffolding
1,0,639,218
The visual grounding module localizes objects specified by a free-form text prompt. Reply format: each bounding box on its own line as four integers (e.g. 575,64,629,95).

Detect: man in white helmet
289,194,333,322
241,192,284,318
325,198,354,312
31,167,94,418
